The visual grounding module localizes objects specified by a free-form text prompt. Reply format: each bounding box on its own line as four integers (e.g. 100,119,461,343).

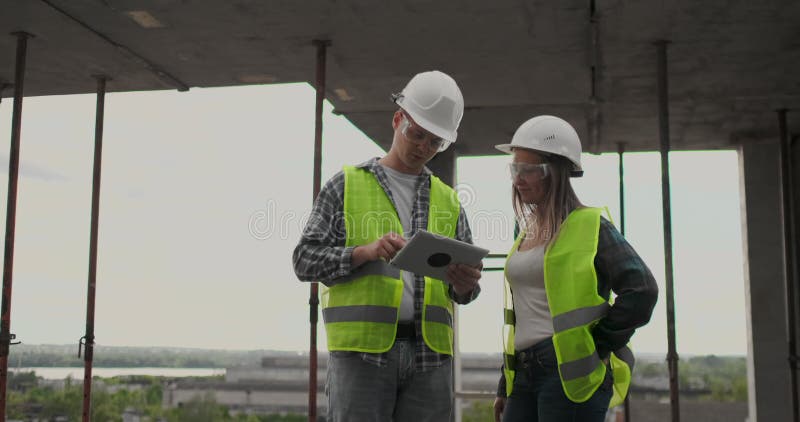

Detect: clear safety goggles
400,113,451,152
509,162,549,180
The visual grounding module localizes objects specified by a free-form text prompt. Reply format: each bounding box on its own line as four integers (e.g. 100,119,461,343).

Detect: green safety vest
320,165,460,354
502,207,634,407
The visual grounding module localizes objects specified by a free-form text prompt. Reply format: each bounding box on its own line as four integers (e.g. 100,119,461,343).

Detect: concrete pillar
427,146,457,186
425,146,459,422
739,140,793,422
794,134,800,303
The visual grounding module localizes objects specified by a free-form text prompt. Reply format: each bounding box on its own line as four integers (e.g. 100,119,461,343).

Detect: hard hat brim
398,103,457,143
495,144,543,155
495,143,584,174
494,144,514,154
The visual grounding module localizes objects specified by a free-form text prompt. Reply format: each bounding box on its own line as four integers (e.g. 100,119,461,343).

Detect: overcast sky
0,83,745,356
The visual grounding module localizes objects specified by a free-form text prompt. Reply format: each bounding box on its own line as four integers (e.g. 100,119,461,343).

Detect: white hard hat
392,70,464,143
495,115,584,177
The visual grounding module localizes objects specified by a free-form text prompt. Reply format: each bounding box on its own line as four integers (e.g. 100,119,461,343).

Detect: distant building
163,352,749,421
164,353,327,416
163,352,503,417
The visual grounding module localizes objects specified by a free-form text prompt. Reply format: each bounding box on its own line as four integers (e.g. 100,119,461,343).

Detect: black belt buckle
396,323,415,339
516,349,538,369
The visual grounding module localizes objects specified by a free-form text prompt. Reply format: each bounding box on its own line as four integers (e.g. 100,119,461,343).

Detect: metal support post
617,142,631,422
655,39,680,422
308,39,330,422
79,75,108,422
617,143,626,237
0,32,32,420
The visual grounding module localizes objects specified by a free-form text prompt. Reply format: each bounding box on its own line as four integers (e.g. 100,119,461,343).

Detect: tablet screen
389,230,489,281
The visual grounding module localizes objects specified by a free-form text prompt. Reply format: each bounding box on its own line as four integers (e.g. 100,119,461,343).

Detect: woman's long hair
512,152,583,246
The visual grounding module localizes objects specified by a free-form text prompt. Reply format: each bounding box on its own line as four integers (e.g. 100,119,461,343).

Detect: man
293,70,482,421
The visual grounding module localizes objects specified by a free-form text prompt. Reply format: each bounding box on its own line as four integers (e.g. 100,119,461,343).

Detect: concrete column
739,140,793,422
427,146,457,186
794,134,800,308
425,146,459,422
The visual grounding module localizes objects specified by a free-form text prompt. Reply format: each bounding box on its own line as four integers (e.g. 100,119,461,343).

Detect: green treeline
8,372,304,422
635,355,747,402
681,355,748,402
9,344,272,368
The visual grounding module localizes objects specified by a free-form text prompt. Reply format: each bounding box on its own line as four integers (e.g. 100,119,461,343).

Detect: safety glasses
400,113,451,152
509,162,549,180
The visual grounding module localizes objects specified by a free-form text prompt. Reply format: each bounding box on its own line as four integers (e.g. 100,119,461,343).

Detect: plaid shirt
591,217,659,358
293,157,479,371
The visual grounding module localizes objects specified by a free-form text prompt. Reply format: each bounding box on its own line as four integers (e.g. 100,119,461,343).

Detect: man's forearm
292,243,353,283
350,246,370,269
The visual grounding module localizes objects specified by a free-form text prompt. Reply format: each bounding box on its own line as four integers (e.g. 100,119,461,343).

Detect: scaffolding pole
79,75,108,422
655,40,680,422
617,142,631,422
308,39,330,422
0,32,32,421
617,143,626,236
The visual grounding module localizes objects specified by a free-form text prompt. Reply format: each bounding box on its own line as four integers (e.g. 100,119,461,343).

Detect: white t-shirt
381,165,423,322
506,244,554,350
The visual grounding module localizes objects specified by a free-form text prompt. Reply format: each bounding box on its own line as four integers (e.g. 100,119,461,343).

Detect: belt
396,322,416,339
515,350,539,368
515,339,554,368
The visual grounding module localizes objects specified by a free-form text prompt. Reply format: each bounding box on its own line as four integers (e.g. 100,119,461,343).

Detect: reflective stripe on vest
322,305,398,324
609,345,635,407
502,207,633,406
552,303,611,333
329,260,401,285
321,165,459,354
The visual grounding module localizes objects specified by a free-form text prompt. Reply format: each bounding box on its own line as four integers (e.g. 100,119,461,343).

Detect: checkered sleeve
591,217,659,359
292,171,355,285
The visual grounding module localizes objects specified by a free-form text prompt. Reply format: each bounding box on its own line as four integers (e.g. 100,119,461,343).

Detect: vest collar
356,157,433,177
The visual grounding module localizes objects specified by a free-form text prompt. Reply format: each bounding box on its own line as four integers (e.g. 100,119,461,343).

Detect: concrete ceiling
1,0,798,155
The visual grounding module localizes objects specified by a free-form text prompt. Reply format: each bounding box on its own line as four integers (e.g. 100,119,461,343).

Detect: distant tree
677,355,747,402
168,392,227,421
8,370,38,391
91,390,123,422
261,414,306,421
636,361,665,377
41,386,82,420
5,373,310,421
462,399,494,422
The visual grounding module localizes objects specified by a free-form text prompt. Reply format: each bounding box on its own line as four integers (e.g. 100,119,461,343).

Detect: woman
492,115,658,422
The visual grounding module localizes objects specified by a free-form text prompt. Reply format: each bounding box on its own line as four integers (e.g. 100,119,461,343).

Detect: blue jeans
502,338,613,422
326,339,453,422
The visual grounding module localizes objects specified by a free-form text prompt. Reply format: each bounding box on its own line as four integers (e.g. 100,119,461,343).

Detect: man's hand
493,397,506,422
446,262,482,297
351,232,407,268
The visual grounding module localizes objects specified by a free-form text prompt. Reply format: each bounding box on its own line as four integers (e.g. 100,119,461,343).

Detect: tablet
389,230,489,281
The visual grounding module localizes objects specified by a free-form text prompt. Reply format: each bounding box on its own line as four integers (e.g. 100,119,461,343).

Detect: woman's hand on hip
493,397,506,422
